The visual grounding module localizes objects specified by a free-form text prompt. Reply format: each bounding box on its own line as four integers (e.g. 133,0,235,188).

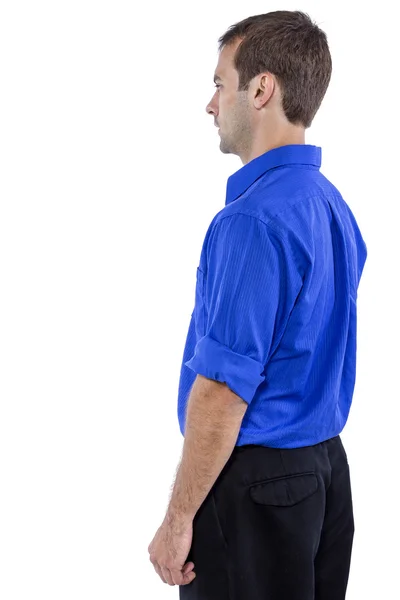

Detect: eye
214,83,221,89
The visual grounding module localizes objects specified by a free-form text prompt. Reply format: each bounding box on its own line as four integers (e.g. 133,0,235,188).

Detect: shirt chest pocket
194,267,206,338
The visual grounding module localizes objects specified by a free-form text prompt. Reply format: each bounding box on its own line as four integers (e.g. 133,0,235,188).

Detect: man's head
206,11,332,164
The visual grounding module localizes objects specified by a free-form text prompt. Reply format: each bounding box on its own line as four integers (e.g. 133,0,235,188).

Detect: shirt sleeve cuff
184,334,265,404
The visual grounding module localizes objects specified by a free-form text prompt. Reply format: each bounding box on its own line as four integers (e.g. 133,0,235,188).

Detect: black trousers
180,435,354,600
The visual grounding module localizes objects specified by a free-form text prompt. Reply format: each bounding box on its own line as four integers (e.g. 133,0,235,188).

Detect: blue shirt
177,144,368,448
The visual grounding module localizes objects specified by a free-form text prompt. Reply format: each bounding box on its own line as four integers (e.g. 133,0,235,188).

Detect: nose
206,93,218,118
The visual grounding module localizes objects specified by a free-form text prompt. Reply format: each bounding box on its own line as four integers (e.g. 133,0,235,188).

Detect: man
148,10,367,600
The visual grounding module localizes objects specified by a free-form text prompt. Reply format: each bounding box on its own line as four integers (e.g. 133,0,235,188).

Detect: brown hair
218,11,332,128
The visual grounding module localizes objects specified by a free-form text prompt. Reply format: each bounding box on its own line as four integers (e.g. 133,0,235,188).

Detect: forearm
166,374,247,525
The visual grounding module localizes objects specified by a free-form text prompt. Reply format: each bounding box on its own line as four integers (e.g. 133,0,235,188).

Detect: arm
166,373,248,526
149,215,291,584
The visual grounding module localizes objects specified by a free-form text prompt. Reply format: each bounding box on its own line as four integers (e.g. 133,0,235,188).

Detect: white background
0,1,397,598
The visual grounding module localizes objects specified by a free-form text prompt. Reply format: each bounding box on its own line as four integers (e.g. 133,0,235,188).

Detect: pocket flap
249,473,318,507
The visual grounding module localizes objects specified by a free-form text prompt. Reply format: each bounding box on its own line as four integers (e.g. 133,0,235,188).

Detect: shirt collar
225,144,322,206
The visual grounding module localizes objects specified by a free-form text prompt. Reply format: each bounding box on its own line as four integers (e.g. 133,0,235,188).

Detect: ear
253,73,274,109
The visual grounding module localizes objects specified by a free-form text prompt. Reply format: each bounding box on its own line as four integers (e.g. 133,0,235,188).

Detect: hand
148,515,196,586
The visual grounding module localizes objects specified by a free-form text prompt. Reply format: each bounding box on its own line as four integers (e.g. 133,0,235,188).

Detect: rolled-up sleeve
184,213,287,404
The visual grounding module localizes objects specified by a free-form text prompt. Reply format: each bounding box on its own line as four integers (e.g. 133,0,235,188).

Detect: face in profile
205,39,253,159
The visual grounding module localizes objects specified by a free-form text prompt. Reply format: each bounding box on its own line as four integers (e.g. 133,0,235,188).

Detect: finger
161,566,175,586
170,569,185,585
181,570,196,586
182,561,195,574
170,566,196,586
153,562,167,584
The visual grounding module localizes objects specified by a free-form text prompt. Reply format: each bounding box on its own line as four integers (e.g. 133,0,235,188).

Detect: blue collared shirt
177,144,368,448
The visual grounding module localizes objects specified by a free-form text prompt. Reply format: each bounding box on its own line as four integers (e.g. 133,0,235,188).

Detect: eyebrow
213,74,222,83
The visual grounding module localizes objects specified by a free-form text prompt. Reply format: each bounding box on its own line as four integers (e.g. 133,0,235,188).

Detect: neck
242,125,306,165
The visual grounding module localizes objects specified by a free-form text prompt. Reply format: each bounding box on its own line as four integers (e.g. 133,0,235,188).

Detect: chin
219,144,231,155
